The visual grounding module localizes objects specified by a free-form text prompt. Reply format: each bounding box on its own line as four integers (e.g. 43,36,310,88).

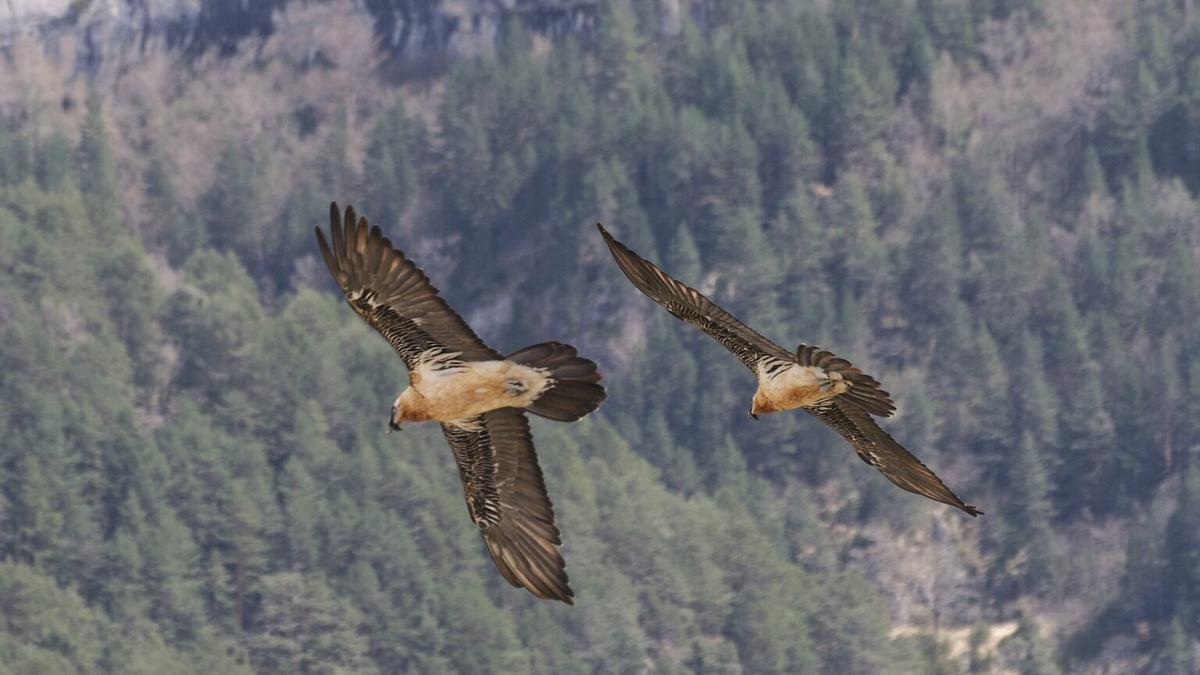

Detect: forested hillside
0,0,1198,672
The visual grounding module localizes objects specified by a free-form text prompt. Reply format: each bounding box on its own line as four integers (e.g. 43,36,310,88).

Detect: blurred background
0,0,1198,672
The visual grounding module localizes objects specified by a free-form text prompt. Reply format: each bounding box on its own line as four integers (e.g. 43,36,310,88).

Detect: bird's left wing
316,203,501,371
597,224,795,371
441,409,574,604
806,401,982,517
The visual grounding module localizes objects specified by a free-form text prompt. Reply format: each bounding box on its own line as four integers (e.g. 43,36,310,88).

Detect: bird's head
388,402,402,433
750,391,774,419
388,389,429,432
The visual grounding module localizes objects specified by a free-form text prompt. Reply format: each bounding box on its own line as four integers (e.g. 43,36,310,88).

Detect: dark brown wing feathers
315,203,501,369
442,410,574,604
597,223,795,370
809,402,981,516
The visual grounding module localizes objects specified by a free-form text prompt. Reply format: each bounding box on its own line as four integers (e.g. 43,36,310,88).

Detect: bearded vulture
316,203,607,603
597,224,979,517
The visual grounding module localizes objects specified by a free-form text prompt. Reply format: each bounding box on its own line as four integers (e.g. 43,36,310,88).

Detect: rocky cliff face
1,0,602,67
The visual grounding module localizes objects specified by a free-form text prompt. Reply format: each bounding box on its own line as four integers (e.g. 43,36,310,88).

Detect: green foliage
202,142,263,270
363,102,418,231
2,2,1200,672
77,92,120,238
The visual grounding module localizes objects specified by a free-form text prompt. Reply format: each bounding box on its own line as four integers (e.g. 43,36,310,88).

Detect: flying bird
316,203,606,603
597,224,980,517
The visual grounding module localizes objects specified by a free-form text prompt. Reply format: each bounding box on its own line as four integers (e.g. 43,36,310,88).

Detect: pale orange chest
757,364,830,410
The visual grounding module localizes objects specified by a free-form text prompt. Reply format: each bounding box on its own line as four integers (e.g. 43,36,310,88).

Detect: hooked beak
388,420,401,433
748,412,759,420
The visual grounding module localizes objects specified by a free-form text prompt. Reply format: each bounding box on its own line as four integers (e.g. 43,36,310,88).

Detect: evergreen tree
243,573,372,673
919,0,977,57
823,50,889,176
143,149,197,264
594,0,642,103
831,172,888,300
743,74,820,215
904,189,963,333
201,142,262,270
1008,432,1060,589
35,132,72,190
1038,272,1117,515
76,92,120,238
364,101,418,229
1162,617,1194,675
0,127,32,185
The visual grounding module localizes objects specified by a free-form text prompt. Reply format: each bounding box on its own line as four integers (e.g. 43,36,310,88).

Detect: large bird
316,203,606,603
597,224,980,517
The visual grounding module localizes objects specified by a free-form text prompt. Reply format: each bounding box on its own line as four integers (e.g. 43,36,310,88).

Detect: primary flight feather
597,223,980,517
316,203,607,603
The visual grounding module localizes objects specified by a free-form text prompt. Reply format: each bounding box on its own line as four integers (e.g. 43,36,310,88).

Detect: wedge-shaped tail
507,342,606,422
796,344,896,418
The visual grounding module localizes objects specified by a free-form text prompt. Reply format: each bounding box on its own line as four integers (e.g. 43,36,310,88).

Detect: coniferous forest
1,0,1199,672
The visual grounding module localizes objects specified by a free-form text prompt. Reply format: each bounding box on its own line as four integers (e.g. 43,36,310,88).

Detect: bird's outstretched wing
806,401,982,517
315,203,500,370
441,409,574,603
597,224,795,371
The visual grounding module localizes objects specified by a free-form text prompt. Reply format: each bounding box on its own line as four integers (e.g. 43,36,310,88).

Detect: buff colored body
393,360,552,428
751,362,850,416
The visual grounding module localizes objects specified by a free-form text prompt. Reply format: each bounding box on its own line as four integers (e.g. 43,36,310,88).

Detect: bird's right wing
441,409,574,604
315,203,501,371
806,400,982,517
597,224,795,371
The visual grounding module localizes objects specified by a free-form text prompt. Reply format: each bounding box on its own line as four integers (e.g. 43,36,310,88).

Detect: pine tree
1082,142,1108,198
1162,616,1194,675
278,460,322,574
918,0,977,57
0,126,32,185
1097,61,1159,185
832,172,888,300
967,324,1011,463
364,101,418,230
903,189,963,335
243,573,371,673
823,50,888,176
76,92,120,239
35,132,72,190
1038,272,1117,514
594,0,642,103
202,142,262,269
1009,331,1059,463
1009,432,1060,588
898,15,936,113
744,74,819,215
143,149,196,264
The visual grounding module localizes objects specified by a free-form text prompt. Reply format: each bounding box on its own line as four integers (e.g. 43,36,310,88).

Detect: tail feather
797,343,896,417
507,342,606,422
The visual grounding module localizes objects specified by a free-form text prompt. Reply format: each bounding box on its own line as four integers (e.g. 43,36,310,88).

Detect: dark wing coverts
597,224,794,370
808,401,982,516
442,409,574,603
315,203,500,369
